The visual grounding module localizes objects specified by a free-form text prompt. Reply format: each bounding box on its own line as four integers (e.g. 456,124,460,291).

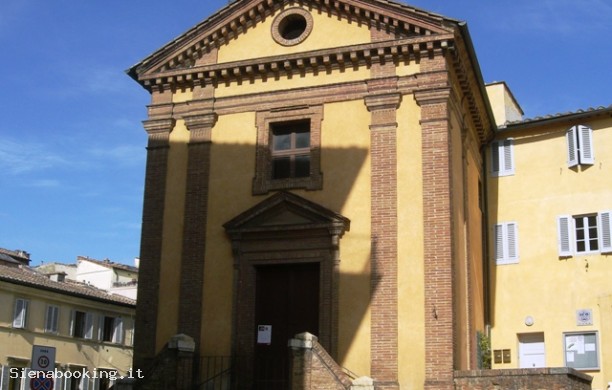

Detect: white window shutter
54,376,63,390
45,305,59,333
507,222,519,261
82,376,90,390
84,313,94,340
558,215,574,256
494,224,504,261
599,211,612,253
13,299,28,328
20,369,31,390
98,316,104,341
567,126,579,167
503,139,515,175
1,365,11,390
578,125,594,165
70,310,76,336
113,317,124,344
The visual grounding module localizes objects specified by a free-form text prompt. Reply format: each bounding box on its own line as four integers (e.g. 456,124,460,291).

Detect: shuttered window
45,305,60,333
557,211,612,256
567,125,594,167
494,222,519,264
71,310,94,339
12,299,29,328
491,139,515,177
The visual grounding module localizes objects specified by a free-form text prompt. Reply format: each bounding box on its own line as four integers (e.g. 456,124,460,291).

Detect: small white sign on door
257,325,272,344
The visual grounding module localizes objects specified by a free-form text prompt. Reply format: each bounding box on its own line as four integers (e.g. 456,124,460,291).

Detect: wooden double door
253,262,320,389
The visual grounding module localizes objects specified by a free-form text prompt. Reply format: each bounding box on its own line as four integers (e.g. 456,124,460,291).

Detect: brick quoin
366,52,401,387
134,116,174,372
177,111,216,350
416,53,456,390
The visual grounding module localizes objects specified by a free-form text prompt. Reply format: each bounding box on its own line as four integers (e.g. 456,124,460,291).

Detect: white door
519,333,546,368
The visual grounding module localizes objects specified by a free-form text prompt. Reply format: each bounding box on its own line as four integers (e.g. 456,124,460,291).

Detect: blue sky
1,0,610,265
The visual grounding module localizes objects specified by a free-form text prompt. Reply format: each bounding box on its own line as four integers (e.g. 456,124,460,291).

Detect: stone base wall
454,368,592,390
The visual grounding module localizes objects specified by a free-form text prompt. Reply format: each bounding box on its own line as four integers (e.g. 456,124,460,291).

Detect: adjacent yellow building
487,84,612,389
0,250,136,390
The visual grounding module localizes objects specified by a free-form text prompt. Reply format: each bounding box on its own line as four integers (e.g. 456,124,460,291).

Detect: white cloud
88,144,145,167
0,137,67,175
26,179,61,188
494,0,612,35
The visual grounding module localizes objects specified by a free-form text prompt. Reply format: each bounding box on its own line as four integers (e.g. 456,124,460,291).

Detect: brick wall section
290,333,352,390
454,368,593,389
177,107,217,350
415,53,456,390
134,115,174,371
365,74,401,389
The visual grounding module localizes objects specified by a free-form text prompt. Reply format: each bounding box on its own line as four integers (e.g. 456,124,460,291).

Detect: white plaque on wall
257,325,272,344
576,309,593,326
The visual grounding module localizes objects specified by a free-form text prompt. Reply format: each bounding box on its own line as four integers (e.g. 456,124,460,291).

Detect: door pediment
224,191,349,235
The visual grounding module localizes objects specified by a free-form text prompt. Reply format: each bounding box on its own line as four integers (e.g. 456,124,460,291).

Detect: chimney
485,81,523,127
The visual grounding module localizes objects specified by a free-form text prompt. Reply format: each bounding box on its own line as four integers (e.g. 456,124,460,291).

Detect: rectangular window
558,211,612,256
71,310,94,339
253,106,323,194
271,120,311,180
491,138,515,177
494,222,519,264
567,125,594,167
564,332,599,370
100,316,124,344
45,305,60,333
12,299,29,328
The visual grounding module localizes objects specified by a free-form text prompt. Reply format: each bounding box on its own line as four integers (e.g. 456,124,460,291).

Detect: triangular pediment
128,0,458,88
224,191,350,234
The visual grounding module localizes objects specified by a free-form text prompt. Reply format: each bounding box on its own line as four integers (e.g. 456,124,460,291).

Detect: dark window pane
295,155,310,177
295,130,310,148
272,157,291,179
590,239,599,251
575,218,584,228
589,227,598,239
273,133,291,151
587,216,597,227
576,229,585,240
577,241,586,252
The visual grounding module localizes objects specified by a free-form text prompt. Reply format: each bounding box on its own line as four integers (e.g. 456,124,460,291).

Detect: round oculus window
272,8,313,46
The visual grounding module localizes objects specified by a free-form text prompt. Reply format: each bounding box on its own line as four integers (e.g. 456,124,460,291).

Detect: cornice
129,0,455,86
140,34,454,92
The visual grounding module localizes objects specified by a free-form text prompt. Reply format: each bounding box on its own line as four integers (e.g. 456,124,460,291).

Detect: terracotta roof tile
0,264,135,307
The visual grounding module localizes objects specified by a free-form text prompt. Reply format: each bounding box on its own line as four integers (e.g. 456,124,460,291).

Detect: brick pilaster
365,75,401,390
415,81,455,390
178,87,217,349
134,110,174,371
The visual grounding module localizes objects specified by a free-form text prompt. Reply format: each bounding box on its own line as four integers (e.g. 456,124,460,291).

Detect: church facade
127,0,497,388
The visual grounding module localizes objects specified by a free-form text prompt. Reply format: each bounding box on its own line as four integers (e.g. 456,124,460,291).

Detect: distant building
0,250,136,390
35,256,139,300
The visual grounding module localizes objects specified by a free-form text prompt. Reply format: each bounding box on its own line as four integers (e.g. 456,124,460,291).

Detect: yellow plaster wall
199,99,375,376
214,63,370,98
217,6,372,64
397,95,426,388
0,282,134,373
314,100,372,376
155,120,190,351
489,118,612,389
200,111,258,356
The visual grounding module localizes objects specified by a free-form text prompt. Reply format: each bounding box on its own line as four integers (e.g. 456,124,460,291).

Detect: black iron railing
198,356,232,390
